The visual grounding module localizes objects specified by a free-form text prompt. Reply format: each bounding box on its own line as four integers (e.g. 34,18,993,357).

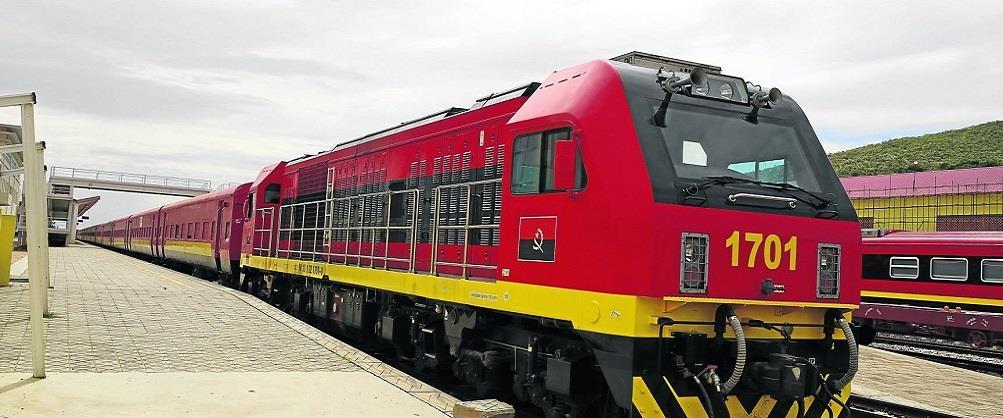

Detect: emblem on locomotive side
518,216,557,262
532,229,545,254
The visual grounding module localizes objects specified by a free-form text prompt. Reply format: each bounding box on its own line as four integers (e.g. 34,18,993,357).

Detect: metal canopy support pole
17,96,46,379
38,145,50,308
67,200,79,245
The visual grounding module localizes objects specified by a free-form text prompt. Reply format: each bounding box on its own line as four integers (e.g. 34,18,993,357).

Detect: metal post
67,200,79,245
38,145,51,309
20,100,46,378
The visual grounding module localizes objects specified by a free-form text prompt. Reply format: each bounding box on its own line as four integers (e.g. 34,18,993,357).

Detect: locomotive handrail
431,178,502,278
252,207,275,257
272,177,499,278
277,188,420,271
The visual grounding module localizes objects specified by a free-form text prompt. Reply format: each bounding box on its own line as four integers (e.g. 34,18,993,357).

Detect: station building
841,166,1003,231
0,125,24,216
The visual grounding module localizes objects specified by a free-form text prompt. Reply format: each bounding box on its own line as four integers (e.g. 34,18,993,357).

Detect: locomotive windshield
615,62,856,220
656,103,822,191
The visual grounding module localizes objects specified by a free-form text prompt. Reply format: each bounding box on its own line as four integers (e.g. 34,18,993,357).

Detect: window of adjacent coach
889,256,919,279
727,158,790,184
931,257,968,281
511,128,585,194
982,259,1003,283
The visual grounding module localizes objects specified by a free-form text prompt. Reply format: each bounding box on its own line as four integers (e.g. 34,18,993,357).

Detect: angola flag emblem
518,216,557,262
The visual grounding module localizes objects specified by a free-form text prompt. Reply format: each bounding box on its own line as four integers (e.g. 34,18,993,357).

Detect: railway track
847,396,964,418
872,334,1003,376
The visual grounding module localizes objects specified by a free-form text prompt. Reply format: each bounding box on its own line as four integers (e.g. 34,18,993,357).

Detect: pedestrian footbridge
46,167,213,246
49,167,212,197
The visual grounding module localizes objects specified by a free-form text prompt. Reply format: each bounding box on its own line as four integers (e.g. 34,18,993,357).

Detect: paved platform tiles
854,345,1003,418
0,244,456,417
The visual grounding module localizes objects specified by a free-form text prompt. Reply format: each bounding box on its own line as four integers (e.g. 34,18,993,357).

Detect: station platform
0,244,457,417
854,344,1002,417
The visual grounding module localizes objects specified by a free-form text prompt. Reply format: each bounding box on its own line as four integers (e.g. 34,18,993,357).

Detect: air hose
692,375,716,418
831,317,858,391
720,305,746,394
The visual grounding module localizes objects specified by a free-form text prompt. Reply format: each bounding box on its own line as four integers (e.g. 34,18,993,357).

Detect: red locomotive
82,52,862,417
855,230,1003,347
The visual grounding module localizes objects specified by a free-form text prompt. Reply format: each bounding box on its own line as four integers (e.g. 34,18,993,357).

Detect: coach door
214,201,224,271
147,218,155,255
125,218,133,252
155,210,166,259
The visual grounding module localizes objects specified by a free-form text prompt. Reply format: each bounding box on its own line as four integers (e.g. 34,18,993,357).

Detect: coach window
888,256,919,279
511,128,585,194
982,259,1003,283
264,184,281,204
187,223,193,239
224,222,231,241
930,257,968,281
194,223,200,239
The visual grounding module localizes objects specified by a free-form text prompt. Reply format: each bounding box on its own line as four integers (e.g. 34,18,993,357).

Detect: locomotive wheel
968,330,989,348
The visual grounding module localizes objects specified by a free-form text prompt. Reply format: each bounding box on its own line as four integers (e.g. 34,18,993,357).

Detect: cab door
498,124,588,287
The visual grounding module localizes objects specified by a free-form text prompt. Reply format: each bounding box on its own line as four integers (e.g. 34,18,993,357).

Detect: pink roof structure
840,166,1003,198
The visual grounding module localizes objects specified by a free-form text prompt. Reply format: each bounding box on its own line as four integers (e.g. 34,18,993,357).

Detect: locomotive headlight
817,244,841,298
718,83,734,100
680,233,709,293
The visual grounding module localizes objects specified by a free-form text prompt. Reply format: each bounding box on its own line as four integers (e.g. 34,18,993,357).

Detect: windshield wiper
684,176,838,216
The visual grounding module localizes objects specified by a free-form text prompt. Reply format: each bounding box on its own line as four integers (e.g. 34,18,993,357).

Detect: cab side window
264,184,281,204
512,132,543,194
511,128,585,194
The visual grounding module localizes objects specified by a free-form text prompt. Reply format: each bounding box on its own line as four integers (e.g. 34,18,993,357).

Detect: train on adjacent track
80,51,863,418
855,230,1003,348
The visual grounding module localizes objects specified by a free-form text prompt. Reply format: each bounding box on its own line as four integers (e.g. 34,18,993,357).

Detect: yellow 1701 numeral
725,231,797,270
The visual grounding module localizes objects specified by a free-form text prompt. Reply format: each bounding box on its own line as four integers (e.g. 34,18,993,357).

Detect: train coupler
749,352,818,401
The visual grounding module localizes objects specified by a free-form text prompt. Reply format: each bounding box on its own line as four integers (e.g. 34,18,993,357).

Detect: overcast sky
1,1,1001,225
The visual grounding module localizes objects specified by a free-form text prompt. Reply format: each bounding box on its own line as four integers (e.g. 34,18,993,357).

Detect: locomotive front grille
680,233,709,293
817,244,841,298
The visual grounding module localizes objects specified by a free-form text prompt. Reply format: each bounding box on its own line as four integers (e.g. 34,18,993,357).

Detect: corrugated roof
864,230,1003,245
840,166,1003,198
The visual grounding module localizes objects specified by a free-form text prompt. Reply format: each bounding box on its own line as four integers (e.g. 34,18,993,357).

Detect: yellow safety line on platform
165,277,194,289
127,260,194,289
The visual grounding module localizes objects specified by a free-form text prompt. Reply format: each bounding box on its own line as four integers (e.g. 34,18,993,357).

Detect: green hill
828,121,1003,177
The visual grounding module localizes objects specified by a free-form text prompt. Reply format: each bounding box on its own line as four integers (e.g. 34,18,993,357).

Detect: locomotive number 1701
725,231,797,271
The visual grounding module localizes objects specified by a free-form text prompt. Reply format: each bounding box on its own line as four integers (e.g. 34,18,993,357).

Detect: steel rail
848,395,965,418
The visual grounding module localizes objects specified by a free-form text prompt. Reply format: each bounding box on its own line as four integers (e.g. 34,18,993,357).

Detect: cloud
0,1,1000,224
